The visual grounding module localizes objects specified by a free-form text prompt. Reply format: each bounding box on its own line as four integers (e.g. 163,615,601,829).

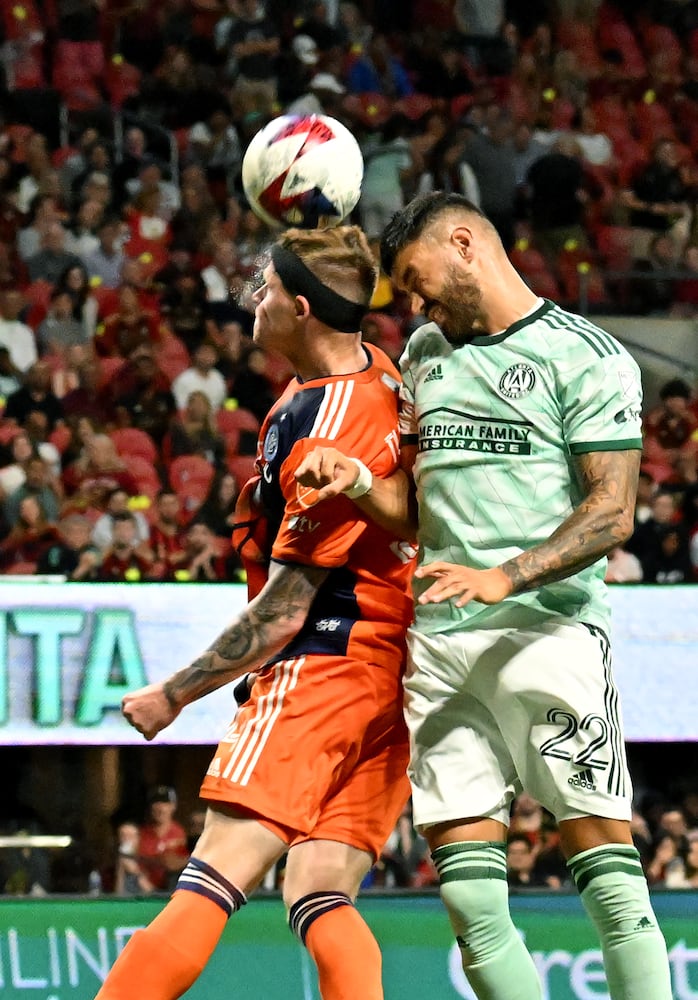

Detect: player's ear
451,226,473,261
294,295,312,320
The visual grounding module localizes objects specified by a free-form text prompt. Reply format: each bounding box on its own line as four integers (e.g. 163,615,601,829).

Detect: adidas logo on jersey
568,768,596,791
634,916,654,931
424,364,443,382
207,757,221,778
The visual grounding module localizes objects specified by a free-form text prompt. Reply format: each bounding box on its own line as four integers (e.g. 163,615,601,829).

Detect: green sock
568,844,673,999
433,841,543,1000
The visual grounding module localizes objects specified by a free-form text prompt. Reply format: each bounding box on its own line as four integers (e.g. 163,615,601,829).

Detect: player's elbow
612,503,635,545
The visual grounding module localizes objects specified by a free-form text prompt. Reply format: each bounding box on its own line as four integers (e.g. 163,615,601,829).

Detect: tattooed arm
415,449,641,607
122,561,328,740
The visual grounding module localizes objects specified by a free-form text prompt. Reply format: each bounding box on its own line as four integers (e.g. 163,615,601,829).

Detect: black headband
271,244,368,333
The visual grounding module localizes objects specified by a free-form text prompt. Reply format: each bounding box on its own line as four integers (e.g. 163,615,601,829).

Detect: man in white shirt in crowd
171,341,227,413
0,290,38,373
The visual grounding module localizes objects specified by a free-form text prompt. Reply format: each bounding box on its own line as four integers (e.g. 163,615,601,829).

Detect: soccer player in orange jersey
94,226,414,1000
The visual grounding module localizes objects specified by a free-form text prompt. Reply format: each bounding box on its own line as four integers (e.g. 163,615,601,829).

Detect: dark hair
380,191,484,276
659,378,691,401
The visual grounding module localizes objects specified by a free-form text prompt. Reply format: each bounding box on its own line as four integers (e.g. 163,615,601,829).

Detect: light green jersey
399,299,643,635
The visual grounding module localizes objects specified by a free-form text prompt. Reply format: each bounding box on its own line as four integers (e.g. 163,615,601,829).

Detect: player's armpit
500,448,641,595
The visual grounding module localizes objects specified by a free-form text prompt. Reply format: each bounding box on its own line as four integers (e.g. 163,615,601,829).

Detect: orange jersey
240,344,415,670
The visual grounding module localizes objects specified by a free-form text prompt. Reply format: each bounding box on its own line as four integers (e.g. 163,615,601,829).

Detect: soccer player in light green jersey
296,192,673,1000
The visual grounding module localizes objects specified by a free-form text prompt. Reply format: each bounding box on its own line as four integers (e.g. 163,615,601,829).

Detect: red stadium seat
226,453,258,488
127,455,162,501
595,225,635,271
168,454,215,514
109,427,158,464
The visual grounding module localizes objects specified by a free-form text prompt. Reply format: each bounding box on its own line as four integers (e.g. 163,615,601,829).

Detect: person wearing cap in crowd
286,70,347,116
137,786,189,893
277,32,322,111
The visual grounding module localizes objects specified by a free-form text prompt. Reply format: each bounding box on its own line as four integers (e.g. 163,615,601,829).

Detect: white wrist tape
343,459,373,499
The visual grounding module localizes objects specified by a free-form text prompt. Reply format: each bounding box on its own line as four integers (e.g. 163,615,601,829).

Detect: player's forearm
500,501,629,593
353,468,418,540
163,563,328,710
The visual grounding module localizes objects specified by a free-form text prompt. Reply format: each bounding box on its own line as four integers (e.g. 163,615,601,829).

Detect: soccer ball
241,113,364,230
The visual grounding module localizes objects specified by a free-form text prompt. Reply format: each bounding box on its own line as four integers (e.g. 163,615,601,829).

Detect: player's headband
271,244,367,333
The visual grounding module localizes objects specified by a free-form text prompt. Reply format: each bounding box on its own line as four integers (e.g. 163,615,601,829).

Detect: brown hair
278,226,378,307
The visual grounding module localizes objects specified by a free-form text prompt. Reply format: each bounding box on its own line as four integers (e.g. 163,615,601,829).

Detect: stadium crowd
0,0,697,897
0,1,697,578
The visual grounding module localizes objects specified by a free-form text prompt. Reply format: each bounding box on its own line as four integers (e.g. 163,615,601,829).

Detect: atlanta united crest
498,363,536,399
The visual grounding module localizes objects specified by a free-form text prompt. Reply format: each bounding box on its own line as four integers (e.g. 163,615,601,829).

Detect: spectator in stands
91,486,150,553
509,793,544,849
416,129,480,206
0,238,29,292
525,134,591,264
531,816,568,889
171,342,227,413
628,489,691,583
97,510,155,582
347,32,414,98
643,377,698,485
26,222,82,285
95,284,165,358
159,266,210,355
83,215,126,291
112,127,149,211
664,832,698,888
113,821,155,896
187,103,242,199
196,469,239,540
125,157,181,223
361,311,404,363
107,344,176,446
0,494,57,573
149,489,187,580
17,193,65,262
62,433,139,512
64,197,103,260
0,346,21,400
168,186,219,264
0,429,36,505
37,512,100,580
60,359,111,427
165,389,225,468
463,109,518,250
3,361,64,432
358,115,414,241
605,545,643,583
620,138,694,261
4,453,61,527
627,233,679,315
201,239,240,304
137,785,188,892
70,140,113,212
0,289,37,373
177,519,229,581
36,289,90,356
55,261,100,337
226,0,281,109
505,834,547,888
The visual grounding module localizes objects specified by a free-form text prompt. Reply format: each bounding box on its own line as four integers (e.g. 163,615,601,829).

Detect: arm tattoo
501,449,641,594
163,563,328,708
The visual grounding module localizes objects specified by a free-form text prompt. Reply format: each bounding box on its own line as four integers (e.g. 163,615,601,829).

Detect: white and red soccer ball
241,113,364,230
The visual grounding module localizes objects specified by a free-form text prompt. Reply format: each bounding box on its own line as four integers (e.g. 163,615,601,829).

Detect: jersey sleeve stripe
310,383,342,438
569,438,643,453
310,380,355,440
327,380,355,439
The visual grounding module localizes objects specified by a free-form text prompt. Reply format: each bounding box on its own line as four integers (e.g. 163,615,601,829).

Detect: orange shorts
200,654,410,861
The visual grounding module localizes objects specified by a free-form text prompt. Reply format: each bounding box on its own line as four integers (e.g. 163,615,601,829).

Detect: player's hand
122,683,180,741
415,563,513,607
295,447,359,502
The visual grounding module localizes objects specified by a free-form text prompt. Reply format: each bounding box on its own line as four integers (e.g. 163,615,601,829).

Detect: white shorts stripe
237,657,303,786
220,658,304,785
